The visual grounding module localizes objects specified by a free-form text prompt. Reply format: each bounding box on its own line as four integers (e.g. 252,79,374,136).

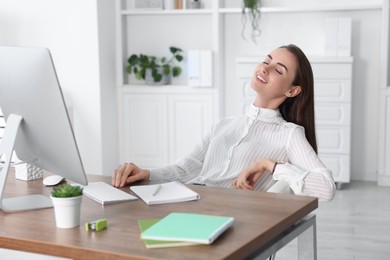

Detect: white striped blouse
149,104,336,201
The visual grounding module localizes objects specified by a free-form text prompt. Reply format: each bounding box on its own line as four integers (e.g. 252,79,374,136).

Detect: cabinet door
0,108,4,141
384,95,390,183
120,94,168,167
319,154,350,183
168,94,215,163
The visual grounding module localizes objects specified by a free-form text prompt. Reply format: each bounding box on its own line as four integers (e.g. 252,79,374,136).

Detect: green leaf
175,54,183,62
172,67,182,77
244,0,259,8
152,68,162,82
163,64,170,75
125,65,132,74
51,184,83,198
170,46,182,54
135,71,143,80
139,54,149,65
154,74,162,82
128,55,139,65
150,58,156,67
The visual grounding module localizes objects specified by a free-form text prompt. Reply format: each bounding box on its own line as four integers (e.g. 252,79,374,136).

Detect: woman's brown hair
278,44,317,153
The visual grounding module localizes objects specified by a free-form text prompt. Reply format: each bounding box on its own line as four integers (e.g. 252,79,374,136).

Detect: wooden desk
0,172,318,260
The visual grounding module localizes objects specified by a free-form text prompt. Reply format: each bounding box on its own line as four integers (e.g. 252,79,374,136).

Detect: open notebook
130,181,200,205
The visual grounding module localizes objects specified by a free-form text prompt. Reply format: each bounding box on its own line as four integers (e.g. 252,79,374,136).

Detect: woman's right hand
112,162,150,188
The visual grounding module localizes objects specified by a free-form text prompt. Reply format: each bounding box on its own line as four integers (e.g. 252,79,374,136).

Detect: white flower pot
51,195,82,229
145,68,171,85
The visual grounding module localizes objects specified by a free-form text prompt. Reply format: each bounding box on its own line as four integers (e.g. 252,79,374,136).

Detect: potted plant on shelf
126,46,184,85
241,0,262,43
50,183,83,229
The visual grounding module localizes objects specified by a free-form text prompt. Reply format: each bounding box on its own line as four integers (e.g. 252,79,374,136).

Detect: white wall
0,0,117,175
96,0,119,174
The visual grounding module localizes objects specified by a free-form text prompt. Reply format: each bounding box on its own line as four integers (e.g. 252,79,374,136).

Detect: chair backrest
267,180,293,194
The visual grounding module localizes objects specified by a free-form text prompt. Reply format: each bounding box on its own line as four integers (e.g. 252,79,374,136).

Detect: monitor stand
0,114,52,213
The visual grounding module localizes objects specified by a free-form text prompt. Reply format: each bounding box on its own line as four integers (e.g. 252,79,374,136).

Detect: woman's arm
113,126,214,187
273,126,336,201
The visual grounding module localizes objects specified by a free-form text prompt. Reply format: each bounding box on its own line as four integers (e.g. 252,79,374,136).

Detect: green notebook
138,218,200,249
140,213,234,245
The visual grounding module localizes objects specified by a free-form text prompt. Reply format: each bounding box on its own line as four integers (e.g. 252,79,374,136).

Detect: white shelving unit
115,0,219,167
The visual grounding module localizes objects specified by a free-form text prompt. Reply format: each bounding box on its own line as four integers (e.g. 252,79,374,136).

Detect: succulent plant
51,183,83,198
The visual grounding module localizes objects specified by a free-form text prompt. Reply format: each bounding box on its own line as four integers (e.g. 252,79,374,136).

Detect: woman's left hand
232,158,275,190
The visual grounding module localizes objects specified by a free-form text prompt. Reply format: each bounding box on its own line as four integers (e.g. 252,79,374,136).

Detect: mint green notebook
140,213,234,244
138,218,200,248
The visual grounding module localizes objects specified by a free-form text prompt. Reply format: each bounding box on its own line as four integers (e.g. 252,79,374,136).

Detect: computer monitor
0,46,88,212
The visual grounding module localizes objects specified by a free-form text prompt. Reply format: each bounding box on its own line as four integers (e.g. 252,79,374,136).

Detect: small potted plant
51,183,83,229
126,46,183,85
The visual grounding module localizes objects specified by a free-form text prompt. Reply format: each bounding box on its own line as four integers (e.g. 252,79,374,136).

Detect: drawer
315,103,351,126
319,153,350,183
314,80,351,102
237,63,256,78
237,78,351,103
317,126,350,153
237,59,352,80
312,62,352,79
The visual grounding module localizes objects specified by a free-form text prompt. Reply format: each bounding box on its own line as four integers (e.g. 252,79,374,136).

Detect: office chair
266,180,293,260
267,180,293,194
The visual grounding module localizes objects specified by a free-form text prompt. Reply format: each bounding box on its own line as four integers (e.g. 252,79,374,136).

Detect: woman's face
251,47,299,107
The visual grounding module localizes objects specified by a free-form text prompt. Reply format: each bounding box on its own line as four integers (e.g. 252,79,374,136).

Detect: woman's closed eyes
262,55,287,75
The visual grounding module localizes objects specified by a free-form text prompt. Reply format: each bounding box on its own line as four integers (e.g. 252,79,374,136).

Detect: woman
112,44,336,202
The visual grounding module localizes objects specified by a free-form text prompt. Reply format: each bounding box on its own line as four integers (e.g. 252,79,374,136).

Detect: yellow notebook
138,218,200,249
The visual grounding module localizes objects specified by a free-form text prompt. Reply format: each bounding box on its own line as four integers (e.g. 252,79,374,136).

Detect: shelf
236,56,354,64
121,9,213,16
121,4,381,16
119,84,218,94
219,4,382,14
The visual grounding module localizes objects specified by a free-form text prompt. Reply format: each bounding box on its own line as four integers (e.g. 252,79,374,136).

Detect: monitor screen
0,46,88,212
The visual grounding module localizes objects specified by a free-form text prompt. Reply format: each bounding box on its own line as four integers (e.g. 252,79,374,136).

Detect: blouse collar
247,103,285,123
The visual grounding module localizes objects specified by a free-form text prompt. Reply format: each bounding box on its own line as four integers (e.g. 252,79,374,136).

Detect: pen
152,184,161,196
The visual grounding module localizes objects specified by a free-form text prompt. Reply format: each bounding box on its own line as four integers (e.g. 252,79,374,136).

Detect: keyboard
83,182,138,205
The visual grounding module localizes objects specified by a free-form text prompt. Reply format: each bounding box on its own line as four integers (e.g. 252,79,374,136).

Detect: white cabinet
168,93,216,161
312,57,353,185
118,91,168,167
118,86,217,168
236,56,353,186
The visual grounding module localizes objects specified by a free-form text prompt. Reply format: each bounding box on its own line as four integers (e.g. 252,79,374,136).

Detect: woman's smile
256,73,267,83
